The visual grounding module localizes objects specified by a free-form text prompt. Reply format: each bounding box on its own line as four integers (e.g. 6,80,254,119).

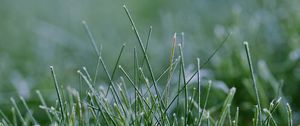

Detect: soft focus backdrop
1,0,300,124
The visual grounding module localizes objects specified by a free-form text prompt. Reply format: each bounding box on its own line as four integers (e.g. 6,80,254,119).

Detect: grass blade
123,5,164,109
197,58,201,121
118,65,161,124
243,41,262,125
20,96,38,125
10,98,26,125
286,103,292,126
263,108,278,126
217,87,236,126
198,80,212,126
82,20,100,56
233,107,239,126
36,90,53,122
49,66,65,122
164,32,231,114
0,110,12,125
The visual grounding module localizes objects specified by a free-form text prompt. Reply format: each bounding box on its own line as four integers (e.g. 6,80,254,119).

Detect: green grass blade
36,90,53,122
178,44,189,124
263,108,278,126
197,58,201,121
118,65,161,124
164,33,231,114
217,87,236,126
78,70,117,125
82,20,100,56
123,5,164,109
11,107,17,126
140,26,152,68
233,107,239,126
10,98,26,125
111,44,126,80
98,56,127,116
286,103,292,126
49,66,65,122
0,110,12,125
163,32,177,104
244,41,262,125
20,96,38,125
198,80,212,126
254,105,259,126
82,67,92,82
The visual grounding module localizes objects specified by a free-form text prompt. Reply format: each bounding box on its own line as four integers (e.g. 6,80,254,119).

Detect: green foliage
0,5,296,125
0,0,300,125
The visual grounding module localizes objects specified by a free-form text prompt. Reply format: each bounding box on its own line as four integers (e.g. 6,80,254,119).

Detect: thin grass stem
243,41,262,125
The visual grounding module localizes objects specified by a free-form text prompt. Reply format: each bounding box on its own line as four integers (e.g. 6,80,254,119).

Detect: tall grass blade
243,41,262,125
263,108,278,126
78,70,117,125
82,20,100,56
82,67,92,82
286,103,292,126
164,32,231,113
111,44,126,80
118,65,161,124
163,32,177,104
10,98,26,125
254,105,259,126
20,96,38,125
36,90,53,122
178,44,189,124
217,87,236,126
123,5,164,109
198,80,212,126
233,107,239,126
197,58,201,121
0,110,11,125
49,66,65,122
98,56,127,116
11,107,17,126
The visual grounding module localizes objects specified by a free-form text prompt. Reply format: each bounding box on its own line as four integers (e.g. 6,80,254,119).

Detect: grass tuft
0,5,294,126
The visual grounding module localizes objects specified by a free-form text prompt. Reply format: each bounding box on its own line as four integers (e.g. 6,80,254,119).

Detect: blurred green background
1,0,300,124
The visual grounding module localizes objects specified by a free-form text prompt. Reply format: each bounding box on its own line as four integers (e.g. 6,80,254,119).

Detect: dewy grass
243,41,262,125
0,5,295,126
49,66,65,123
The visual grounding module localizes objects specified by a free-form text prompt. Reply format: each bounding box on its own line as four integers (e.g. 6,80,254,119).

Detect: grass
0,5,295,126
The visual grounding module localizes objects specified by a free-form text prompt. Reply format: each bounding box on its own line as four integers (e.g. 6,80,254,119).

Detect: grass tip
19,96,24,100
276,97,282,103
82,20,86,24
49,66,54,70
138,67,142,71
178,43,182,47
230,87,236,93
243,41,248,45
